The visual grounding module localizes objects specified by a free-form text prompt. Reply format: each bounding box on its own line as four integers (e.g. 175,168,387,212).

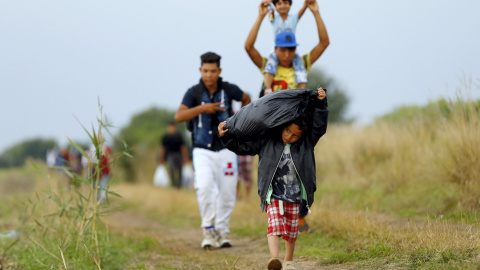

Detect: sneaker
201,229,218,249
267,257,282,270
284,261,296,270
299,217,309,234
217,230,232,248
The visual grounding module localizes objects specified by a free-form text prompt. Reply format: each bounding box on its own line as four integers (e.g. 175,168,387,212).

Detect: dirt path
106,210,353,270
102,184,480,269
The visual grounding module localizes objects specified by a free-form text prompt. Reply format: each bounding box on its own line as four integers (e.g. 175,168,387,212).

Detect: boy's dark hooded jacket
220,98,328,211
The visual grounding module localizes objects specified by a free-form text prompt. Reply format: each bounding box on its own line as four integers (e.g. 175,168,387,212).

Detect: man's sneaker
201,229,218,249
267,257,282,270
284,261,296,270
217,230,232,248
299,217,309,234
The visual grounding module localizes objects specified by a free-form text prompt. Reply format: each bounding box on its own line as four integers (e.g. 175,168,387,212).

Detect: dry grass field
1,89,480,269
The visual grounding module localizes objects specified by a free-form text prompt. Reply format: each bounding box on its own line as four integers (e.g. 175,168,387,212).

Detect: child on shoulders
263,0,314,94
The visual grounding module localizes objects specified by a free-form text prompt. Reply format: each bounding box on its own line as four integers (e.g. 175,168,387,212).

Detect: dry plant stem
59,246,67,269
84,244,102,270
29,237,61,262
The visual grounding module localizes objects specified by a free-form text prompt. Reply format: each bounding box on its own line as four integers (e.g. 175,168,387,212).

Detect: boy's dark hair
288,103,315,136
200,52,221,67
273,0,292,5
291,116,309,132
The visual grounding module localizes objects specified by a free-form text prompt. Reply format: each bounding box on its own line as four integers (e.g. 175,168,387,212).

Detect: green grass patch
4,226,162,270
232,222,265,239
296,231,393,265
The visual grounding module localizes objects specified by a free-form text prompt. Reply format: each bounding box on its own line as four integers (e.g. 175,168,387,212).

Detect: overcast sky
1,0,479,153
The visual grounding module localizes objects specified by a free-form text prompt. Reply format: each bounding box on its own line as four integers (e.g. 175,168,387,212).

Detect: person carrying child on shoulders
218,87,328,270
245,0,329,95
264,0,312,94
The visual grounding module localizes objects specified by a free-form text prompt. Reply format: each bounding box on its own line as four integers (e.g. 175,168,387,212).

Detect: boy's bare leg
267,235,281,257
285,240,296,261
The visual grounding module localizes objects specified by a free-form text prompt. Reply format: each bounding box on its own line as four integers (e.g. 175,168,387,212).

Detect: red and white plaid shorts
266,198,300,242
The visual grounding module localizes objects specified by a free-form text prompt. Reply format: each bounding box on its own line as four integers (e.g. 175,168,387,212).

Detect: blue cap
275,32,298,47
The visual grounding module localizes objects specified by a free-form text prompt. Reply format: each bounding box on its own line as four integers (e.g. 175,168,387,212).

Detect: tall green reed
15,102,130,269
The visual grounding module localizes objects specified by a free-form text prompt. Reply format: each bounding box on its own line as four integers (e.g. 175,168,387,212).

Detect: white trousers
193,148,238,232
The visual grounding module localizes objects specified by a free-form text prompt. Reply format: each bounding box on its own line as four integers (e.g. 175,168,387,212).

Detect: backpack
187,82,232,132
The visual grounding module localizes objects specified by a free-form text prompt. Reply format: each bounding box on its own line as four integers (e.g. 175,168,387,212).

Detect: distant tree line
306,67,352,123
0,138,56,168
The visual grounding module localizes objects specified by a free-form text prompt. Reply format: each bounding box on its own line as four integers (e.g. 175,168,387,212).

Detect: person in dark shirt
159,121,190,188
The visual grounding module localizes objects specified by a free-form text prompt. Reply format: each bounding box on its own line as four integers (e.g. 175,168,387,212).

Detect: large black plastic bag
224,89,318,142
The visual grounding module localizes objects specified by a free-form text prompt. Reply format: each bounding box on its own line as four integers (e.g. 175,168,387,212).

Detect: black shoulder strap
259,82,265,98
186,84,203,132
192,84,203,106
221,81,232,101
302,55,308,70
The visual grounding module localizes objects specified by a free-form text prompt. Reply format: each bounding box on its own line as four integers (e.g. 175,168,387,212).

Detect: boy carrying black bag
218,87,328,270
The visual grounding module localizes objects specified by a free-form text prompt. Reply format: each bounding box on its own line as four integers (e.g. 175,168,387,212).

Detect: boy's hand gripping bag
224,89,318,142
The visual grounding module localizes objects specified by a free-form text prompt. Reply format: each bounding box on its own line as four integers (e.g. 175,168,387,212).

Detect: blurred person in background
159,121,190,188
237,155,253,200
46,146,58,168
89,138,113,203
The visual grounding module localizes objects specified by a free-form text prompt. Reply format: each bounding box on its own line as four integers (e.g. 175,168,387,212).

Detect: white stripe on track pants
193,148,238,233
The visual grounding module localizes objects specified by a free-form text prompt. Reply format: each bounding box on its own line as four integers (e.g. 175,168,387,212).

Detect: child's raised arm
307,0,329,65
245,1,270,69
298,0,311,19
309,86,328,145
